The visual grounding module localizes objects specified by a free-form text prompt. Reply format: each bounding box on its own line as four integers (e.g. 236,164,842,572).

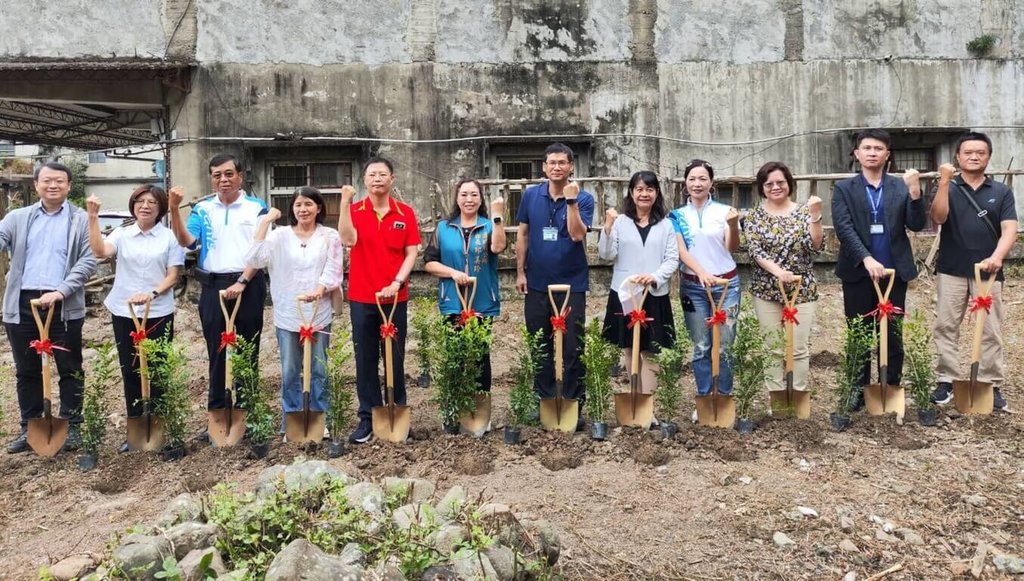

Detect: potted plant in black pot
832,316,874,432
730,306,777,435
431,315,491,435
506,326,543,445
652,315,690,440
410,297,439,388
233,337,274,458
79,342,116,471
324,329,354,457
147,337,190,461
903,310,938,427
582,318,617,441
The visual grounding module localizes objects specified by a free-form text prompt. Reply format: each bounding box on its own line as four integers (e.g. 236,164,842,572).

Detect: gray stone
432,524,467,556
265,539,363,581
420,566,459,580
843,572,857,581
994,554,1024,575
178,548,227,581
373,555,404,581
112,534,173,581
165,521,221,560
525,519,561,566
875,529,898,543
383,477,436,503
49,554,96,580
485,545,518,581
435,485,467,520
392,503,435,530
896,528,924,546
257,460,353,497
839,539,859,553
839,516,855,532
451,549,498,581
158,493,203,527
773,532,796,547
214,569,251,581
339,543,366,567
964,493,988,508
345,482,386,514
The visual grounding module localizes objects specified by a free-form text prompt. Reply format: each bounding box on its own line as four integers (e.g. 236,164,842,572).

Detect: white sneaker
691,409,699,424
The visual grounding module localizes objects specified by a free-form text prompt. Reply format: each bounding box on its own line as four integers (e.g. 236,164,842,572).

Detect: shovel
209,290,247,447
952,263,997,415
126,299,165,452
285,297,327,444
455,277,492,438
540,284,579,432
769,277,811,419
614,279,654,428
864,269,906,421
695,279,736,428
26,299,69,457
372,292,411,443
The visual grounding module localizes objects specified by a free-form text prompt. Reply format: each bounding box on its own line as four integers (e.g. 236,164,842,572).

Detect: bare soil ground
1,275,1024,580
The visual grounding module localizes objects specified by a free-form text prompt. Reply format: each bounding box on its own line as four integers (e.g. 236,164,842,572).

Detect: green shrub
581,318,617,422
966,34,998,57
902,310,936,410
144,337,191,449
410,297,440,382
729,304,781,419
233,337,275,446
509,326,544,428
81,342,117,456
324,329,355,440
835,317,875,415
431,316,492,428
652,310,691,424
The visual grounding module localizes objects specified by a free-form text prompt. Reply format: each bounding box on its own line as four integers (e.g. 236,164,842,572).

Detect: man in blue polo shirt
515,143,594,430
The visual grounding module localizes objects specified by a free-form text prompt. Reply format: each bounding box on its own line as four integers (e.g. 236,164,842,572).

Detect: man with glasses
0,161,96,453
515,143,594,430
929,132,1017,410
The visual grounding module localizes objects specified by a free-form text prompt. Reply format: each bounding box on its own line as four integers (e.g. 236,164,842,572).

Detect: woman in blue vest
424,179,507,392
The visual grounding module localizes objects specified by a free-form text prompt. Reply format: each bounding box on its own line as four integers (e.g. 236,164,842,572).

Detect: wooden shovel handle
969,264,997,364
973,262,998,298
456,277,478,312
374,292,398,405
776,276,802,374
296,297,319,396
219,289,242,332
29,299,56,401
129,299,154,400
547,284,572,384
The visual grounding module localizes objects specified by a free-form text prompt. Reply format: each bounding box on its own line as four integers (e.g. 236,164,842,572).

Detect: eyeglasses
763,181,788,190
133,199,159,206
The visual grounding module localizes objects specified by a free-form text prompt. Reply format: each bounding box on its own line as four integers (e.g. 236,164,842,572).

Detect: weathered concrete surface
0,1,166,59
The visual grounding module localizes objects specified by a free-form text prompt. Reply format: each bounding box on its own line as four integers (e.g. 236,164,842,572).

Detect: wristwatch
237,276,249,286
493,216,503,224
565,198,578,206
151,289,160,297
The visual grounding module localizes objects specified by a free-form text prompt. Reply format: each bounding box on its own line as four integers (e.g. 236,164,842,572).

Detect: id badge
542,226,559,242
870,223,885,235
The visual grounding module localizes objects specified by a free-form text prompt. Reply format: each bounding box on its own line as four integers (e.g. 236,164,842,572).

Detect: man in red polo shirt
339,157,420,443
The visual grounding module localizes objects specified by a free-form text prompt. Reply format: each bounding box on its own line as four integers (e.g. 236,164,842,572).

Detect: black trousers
350,300,408,422
443,314,493,392
4,291,84,429
197,272,266,410
111,313,174,417
842,276,908,387
524,290,586,403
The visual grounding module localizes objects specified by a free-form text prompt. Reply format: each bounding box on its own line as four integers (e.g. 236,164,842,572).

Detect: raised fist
563,182,580,200
168,186,185,208
264,207,282,223
490,197,505,219
938,163,956,182
341,185,357,203
807,195,822,216
86,195,102,216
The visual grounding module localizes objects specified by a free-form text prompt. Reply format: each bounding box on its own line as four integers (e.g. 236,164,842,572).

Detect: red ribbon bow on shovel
705,309,728,328
458,309,479,327
969,295,993,314
550,307,571,333
867,301,904,321
129,322,161,346
379,322,398,340
627,309,652,329
781,306,800,325
299,325,318,345
29,338,68,356
217,331,237,353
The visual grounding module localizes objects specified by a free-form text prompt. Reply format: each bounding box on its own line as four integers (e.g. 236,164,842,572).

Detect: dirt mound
755,417,828,452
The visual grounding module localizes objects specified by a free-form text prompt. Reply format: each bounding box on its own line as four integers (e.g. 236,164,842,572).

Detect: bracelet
152,289,160,297
393,278,404,286
808,215,823,224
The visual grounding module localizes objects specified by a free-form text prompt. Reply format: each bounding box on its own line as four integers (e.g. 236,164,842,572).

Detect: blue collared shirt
21,202,70,290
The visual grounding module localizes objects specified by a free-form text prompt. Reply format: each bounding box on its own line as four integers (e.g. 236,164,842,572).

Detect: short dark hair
33,161,72,182
755,161,797,199
288,186,326,226
955,131,993,155
128,185,169,221
544,143,575,163
362,156,395,175
623,171,667,224
854,128,892,149
208,154,241,173
447,178,488,220
683,159,714,181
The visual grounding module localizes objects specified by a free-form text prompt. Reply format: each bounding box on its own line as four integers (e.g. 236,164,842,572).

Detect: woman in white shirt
247,187,342,434
87,186,184,453
668,160,741,406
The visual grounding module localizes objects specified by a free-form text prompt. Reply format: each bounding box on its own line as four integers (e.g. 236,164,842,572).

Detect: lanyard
865,184,883,222
546,194,562,227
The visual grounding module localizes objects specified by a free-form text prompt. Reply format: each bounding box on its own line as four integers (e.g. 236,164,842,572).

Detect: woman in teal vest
424,179,507,391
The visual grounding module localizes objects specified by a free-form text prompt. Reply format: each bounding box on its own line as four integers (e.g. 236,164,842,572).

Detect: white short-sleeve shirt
676,200,737,275
103,223,185,318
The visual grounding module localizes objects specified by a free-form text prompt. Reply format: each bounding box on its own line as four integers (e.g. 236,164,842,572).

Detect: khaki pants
934,273,1004,386
754,297,817,392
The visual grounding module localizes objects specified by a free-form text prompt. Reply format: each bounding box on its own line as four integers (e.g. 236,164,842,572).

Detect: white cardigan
597,216,678,297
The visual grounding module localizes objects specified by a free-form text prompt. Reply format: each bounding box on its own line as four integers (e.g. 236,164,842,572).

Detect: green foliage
509,326,544,427
144,337,191,449
324,329,355,440
153,556,181,580
581,318,617,422
652,310,691,423
835,316,875,415
81,342,118,455
966,34,998,57
232,337,275,446
729,304,781,419
410,297,440,381
431,316,493,428
903,310,936,409
65,157,88,208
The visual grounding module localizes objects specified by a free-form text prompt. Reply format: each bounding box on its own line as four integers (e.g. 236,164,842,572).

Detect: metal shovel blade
864,366,905,418
285,395,326,445
952,375,994,415
27,404,69,458
695,393,736,429
769,390,811,419
459,392,492,438
372,403,412,443
208,408,247,447
126,412,166,452
540,396,578,432
614,377,654,428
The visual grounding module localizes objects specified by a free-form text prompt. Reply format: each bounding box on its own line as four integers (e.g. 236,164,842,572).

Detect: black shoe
994,387,1008,412
6,431,29,454
931,382,953,405
117,441,131,454
348,419,373,444
575,415,586,432
195,430,210,443
849,389,865,413
62,426,82,452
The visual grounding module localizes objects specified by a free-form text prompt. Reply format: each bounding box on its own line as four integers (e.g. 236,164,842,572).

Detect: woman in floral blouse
744,161,824,395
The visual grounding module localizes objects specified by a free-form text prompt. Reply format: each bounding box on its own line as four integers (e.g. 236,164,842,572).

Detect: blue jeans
276,325,331,430
681,276,741,396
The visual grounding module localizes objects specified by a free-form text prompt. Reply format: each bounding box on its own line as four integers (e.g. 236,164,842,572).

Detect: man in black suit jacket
831,128,926,409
